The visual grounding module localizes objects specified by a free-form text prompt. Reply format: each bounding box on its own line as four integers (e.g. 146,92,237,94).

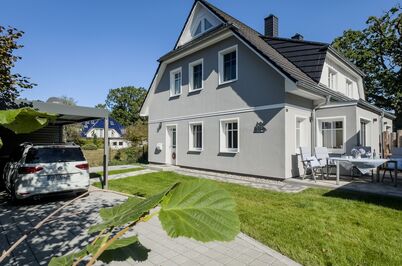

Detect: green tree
105,86,147,127
0,26,36,110
124,120,148,146
332,5,402,129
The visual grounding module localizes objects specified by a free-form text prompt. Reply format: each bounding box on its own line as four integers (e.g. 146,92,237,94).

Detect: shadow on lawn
323,188,402,211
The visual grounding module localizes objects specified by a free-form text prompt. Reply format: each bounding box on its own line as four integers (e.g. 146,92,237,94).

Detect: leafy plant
49,180,240,265
0,26,36,110
81,143,98,150
0,108,56,148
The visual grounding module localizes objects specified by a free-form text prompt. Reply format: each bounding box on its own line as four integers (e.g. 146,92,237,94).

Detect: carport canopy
17,100,110,188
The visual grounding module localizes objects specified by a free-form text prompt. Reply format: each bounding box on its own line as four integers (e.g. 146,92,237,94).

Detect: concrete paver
0,190,300,265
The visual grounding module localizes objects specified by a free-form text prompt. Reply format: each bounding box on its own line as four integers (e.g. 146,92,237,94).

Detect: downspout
380,111,384,157
311,96,331,151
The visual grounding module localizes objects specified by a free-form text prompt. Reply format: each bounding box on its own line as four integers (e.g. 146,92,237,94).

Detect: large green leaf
159,180,240,242
89,184,178,233
0,107,56,134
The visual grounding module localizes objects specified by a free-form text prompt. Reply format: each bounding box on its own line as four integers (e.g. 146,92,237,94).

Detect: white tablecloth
330,158,388,174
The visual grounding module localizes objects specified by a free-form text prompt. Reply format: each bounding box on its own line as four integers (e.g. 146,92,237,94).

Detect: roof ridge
199,0,318,84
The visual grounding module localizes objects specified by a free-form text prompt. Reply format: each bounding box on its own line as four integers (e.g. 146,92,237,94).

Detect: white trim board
148,103,285,124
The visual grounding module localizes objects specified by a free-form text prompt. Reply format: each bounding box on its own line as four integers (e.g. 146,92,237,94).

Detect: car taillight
18,166,43,174
75,163,89,170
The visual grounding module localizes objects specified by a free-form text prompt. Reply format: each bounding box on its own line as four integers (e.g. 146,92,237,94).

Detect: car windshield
25,147,85,164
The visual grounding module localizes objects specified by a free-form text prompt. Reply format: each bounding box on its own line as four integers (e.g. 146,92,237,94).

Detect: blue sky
1,0,399,107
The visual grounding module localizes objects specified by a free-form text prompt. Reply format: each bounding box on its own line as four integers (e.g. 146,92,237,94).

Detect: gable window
328,68,337,90
346,79,353,98
193,18,214,37
296,117,307,151
189,59,203,92
170,67,182,97
189,122,203,151
318,117,345,153
218,45,238,84
220,118,239,153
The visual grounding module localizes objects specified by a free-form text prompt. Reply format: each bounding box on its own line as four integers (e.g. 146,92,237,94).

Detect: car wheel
9,188,18,203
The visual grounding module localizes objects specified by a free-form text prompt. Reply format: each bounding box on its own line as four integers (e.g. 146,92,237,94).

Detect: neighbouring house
140,0,394,179
81,118,131,149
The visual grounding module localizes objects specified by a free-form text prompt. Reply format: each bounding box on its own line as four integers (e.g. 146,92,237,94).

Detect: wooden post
103,115,109,189
397,130,402,148
392,132,397,148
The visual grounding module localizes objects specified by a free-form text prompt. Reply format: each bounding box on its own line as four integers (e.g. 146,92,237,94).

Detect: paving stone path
0,190,300,266
147,165,307,193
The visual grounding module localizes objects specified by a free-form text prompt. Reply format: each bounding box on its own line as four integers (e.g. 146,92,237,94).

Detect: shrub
82,143,98,150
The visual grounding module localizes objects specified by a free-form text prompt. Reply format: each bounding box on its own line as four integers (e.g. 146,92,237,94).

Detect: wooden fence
383,130,402,157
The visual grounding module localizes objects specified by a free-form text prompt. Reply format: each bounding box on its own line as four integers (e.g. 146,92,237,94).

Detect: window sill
188,88,203,94
169,94,181,99
219,149,239,154
219,78,238,86
188,149,202,154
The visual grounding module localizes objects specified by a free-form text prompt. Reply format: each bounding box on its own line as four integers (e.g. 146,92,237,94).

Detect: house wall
284,94,313,178
148,36,288,178
86,128,121,138
148,36,285,121
149,108,286,178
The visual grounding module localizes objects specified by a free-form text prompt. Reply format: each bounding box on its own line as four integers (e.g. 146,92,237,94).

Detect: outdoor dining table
329,157,394,185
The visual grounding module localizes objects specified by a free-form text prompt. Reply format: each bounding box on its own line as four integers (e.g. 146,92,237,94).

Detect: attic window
193,18,214,37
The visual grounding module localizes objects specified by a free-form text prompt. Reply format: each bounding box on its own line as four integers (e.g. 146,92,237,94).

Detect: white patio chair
299,146,324,182
314,147,336,179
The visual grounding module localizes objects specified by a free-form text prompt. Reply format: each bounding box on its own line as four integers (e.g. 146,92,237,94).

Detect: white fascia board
176,1,224,48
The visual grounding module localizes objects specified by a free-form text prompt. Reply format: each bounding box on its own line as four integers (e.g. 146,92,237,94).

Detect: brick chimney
264,14,278,37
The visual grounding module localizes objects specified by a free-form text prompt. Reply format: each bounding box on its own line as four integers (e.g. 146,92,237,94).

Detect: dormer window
328,68,337,90
193,18,214,37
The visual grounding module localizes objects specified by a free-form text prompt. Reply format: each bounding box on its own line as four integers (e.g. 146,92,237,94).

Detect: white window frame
169,67,182,97
317,116,346,154
359,117,371,147
192,16,215,37
345,79,353,98
188,58,204,92
295,116,308,153
188,121,203,151
218,45,238,85
327,68,337,90
219,118,239,153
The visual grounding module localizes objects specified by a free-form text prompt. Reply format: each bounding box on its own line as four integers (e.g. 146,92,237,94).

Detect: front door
166,126,177,165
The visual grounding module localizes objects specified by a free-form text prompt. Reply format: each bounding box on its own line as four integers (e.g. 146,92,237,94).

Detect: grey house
140,0,394,179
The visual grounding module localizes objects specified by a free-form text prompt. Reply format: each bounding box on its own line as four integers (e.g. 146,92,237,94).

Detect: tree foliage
124,120,148,146
332,5,402,128
50,180,240,265
0,26,36,110
105,86,147,127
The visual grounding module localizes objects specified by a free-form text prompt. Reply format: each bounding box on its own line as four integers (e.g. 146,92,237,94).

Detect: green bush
82,143,98,150
111,145,148,164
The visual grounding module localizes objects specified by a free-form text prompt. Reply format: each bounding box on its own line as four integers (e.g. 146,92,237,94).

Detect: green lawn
90,167,144,179
95,171,402,266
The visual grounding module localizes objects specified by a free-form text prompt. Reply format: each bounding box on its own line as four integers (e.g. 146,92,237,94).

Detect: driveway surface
0,189,299,266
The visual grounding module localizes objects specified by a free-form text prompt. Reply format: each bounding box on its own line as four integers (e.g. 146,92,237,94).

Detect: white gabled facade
319,51,365,100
